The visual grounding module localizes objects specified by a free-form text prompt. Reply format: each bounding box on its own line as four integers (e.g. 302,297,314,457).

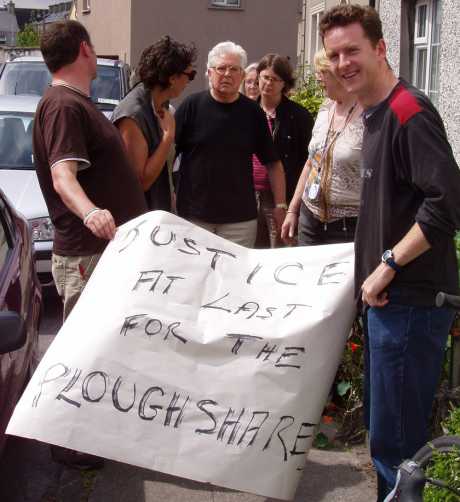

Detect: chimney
7,2,15,15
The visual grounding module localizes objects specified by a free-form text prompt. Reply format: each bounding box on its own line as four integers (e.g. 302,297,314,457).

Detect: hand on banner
273,206,287,238
84,208,117,240
361,262,395,307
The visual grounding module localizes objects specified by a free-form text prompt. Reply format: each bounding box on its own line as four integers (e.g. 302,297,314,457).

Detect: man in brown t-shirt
33,20,147,469
34,20,147,320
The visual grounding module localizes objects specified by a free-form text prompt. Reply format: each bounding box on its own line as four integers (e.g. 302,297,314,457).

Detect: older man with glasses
174,41,286,247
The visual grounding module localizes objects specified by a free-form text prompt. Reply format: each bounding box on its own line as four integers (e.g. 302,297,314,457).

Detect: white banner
7,211,356,500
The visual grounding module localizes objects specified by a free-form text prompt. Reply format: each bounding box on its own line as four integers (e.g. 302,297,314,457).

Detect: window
412,0,441,106
82,0,90,13
210,0,241,8
309,8,324,66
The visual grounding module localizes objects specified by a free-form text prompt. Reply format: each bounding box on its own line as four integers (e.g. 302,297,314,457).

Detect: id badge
308,177,321,201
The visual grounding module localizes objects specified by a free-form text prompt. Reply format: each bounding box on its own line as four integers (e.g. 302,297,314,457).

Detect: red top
252,111,274,191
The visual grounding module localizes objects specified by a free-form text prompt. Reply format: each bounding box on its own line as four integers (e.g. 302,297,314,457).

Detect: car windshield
0,61,122,104
0,113,34,169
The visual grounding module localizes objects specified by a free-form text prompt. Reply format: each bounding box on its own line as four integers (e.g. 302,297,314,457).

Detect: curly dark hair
257,54,296,94
319,5,383,47
40,20,91,73
137,36,197,90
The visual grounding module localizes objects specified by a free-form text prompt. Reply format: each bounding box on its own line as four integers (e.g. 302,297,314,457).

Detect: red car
0,188,42,454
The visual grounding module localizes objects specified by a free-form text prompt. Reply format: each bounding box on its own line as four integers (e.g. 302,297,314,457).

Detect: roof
0,94,41,113
8,0,54,8
0,11,19,32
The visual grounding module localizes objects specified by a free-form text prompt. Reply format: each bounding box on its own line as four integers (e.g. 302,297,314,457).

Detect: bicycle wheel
412,435,460,468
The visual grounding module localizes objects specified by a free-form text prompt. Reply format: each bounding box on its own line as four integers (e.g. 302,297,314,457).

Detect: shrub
423,406,460,502
290,68,324,118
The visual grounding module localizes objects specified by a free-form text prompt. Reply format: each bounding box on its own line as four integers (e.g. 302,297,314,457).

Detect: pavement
0,436,376,502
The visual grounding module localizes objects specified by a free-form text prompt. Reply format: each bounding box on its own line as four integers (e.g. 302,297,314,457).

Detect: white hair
207,41,248,70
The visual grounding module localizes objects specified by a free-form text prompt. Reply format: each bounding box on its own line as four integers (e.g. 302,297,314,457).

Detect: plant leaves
337,381,352,397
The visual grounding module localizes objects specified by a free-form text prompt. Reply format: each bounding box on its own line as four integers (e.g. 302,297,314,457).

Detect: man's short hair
319,4,383,47
40,20,91,73
257,54,296,93
137,36,197,90
207,41,247,70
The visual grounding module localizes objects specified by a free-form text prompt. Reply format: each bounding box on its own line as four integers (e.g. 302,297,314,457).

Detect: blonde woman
282,49,363,245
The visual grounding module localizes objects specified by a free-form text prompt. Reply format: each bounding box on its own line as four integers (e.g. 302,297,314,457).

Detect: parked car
0,187,42,455
0,56,131,118
0,95,53,285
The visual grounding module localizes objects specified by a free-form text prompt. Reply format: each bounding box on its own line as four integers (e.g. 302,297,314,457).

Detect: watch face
382,249,393,262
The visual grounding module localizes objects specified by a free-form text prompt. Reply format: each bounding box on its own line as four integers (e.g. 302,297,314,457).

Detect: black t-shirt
175,91,279,224
33,85,147,256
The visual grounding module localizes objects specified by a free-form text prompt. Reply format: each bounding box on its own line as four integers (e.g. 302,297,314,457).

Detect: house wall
130,0,300,101
77,0,131,63
380,0,459,161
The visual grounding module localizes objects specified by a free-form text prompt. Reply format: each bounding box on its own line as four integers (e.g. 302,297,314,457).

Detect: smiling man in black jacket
321,5,460,501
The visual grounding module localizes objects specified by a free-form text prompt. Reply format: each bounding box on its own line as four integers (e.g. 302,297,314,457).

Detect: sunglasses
182,70,197,82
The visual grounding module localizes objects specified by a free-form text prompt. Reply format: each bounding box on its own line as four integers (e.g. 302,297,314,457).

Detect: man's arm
51,160,116,240
266,160,287,232
361,223,431,307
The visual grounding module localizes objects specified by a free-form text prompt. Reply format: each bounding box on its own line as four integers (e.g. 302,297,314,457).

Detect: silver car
0,56,131,118
0,95,53,285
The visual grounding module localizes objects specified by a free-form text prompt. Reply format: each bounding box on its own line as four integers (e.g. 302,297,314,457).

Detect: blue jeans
363,301,454,501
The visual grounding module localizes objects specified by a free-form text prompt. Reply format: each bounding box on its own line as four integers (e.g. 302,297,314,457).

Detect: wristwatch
275,202,288,210
381,249,402,273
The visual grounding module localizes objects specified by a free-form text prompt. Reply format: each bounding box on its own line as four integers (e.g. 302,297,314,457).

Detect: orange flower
349,342,360,352
322,415,334,424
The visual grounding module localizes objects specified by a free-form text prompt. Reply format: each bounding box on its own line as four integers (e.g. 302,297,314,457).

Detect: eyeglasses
260,74,284,84
211,65,242,76
182,70,197,82
245,78,258,86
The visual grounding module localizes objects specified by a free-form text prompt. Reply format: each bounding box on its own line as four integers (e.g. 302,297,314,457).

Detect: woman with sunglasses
112,36,197,210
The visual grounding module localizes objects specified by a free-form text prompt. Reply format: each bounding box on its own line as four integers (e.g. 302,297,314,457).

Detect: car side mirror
0,311,26,354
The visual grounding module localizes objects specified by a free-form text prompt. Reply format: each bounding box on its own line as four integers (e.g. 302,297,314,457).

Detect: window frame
309,4,324,67
412,0,441,105
208,0,243,10
82,0,91,14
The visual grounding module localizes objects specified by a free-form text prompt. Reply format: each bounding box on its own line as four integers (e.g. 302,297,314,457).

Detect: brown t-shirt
33,85,147,256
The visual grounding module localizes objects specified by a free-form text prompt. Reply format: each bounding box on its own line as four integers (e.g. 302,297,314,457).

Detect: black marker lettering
178,238,200,255
274,262,303,286
145,318,162,337
283,303,311,319
217,408,245,445
246,263,263,284
132,270,163,292
150,225,176,246
237,411,270,446
290,422,316,456
205,248,237,270
263,415,295,461
164,393,190,428
162,275,185,294
317,262,349,285
201,292,232,313
234,301,259,319
165,321,187,344
82,371,108,403
256,306,277,320
256,343,279,361
120,314,147,336
118,220,147,253
195,400,218,435
56,367,82,408
226,334,263,355
112,377,136,413
33,363,70,408
275,347,306,369
138,386,164,421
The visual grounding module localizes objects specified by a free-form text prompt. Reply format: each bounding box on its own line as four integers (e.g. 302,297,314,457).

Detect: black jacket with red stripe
355,79,460,306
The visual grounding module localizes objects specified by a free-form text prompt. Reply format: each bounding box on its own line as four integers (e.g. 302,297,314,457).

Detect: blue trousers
363,302,454,501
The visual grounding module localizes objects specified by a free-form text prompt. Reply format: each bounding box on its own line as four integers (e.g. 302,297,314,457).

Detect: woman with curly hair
112,36,196,210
